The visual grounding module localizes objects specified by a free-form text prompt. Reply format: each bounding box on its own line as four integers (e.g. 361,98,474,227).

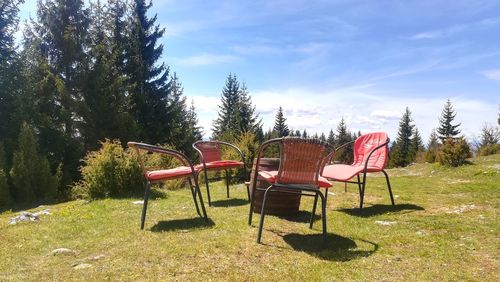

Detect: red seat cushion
196,160,244,170
147,166,197,181
322,164,382,182
258,170,332,188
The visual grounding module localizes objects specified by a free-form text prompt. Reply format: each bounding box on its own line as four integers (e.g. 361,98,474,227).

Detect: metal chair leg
193,175,208,220
188,177,201,217
319,191,328,245
382,170,395,206
248,181,257,225
203,169,212,206
140,181,151,230
257,185,273,243
225,169,230,198
360,172,367,210
310,194,319,229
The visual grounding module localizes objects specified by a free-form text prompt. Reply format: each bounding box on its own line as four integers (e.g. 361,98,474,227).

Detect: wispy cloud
410,17,500,40
481,69,500,82
173,53,239,67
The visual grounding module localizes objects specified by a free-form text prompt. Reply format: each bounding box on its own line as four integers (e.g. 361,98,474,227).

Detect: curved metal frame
193,140,248,206
325,137,395,209
128,142,207,230
248,137,334,245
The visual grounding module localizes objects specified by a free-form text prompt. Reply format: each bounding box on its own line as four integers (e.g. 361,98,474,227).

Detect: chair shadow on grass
210,198,248,207
282,233,378,261
150,217,215,232
277,210,321,223
338,204,424,217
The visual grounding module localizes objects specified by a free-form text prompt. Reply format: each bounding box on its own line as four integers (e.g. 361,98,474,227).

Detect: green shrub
222,131,260,180
425,148,438,163
437,138,472,167
73,140,186,199
10,123,59,203
478,144,500,156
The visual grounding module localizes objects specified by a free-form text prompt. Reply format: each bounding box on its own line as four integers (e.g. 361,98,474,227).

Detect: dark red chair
193,141,247,206
321,132,395,210
128,142,207,229
248,137,334,244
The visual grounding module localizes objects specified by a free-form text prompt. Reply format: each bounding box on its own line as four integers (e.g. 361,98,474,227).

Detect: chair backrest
193,141,222,163
352,132,388,169
276,138,333,186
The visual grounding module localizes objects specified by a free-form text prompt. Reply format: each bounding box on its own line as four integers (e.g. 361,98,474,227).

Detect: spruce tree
437,99,461,141
327,129,335,145
319,133,326,142
427,129,440,150
294,130,301,137
0,143,11,208
212,74,241,140
410,127,424,162
390,107,415,167
238,82,261,134
302,129,308,138
334,118,354,163
10,123,59,203
273,106,290,137
124,0,173,144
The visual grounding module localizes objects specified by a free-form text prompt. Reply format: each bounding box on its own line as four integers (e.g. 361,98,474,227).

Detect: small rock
416,230,428,236
375,220,397,226
87,254,105,261
394,195,400,198
73,263,92,269
179,229,190,233
9,212,40,225
52,248,77,256
132,200,143,205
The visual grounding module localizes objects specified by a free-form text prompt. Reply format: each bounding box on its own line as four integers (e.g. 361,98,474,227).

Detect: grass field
1,155,499,281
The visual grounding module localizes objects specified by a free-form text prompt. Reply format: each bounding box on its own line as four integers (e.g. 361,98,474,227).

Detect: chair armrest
127,142,195,175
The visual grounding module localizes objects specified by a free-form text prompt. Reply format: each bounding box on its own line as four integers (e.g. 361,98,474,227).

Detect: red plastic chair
321,132,395,209
193,141,247,206
248,137,334,245
128,142,207,229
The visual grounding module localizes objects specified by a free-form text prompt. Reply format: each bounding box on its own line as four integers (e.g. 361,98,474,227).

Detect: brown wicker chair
128,142,207,230
248,137,334,244
193,141,247,206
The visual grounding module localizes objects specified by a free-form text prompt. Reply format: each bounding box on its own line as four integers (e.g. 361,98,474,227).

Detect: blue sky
18,0,500,141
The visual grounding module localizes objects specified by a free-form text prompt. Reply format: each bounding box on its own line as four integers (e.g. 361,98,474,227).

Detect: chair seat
147,166,197,181
322,164,382,181
258,170,332,188
196,160,244,170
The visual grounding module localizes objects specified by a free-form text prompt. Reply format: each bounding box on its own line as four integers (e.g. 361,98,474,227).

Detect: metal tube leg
360,172,367,210
225,169,230,198
320,192,328,245
356,174,362,195
382,170,395,206
194,175,208,220
248,182,257,225
257,185,273,243
246,183,251,202
188,177,201,217
203,169,212,206
140,181,151,230
310,194,319,229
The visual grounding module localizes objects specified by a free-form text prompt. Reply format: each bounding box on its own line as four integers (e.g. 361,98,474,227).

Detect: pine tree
10,123,59,203
333,118,354,163
327,129,335,145
0,143,11,208
295,130,301,137
124,0,173,144
273,106,290,137
0,0,24,62
302,129,308,138
410,127,424,162
238,82,261,134
437,99,461,141
427,129,440,150
390,107,415,167
212,74,241,140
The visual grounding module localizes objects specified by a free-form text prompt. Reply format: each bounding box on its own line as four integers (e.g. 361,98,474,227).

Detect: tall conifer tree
334,118,353,163
390,107,415,167
273,106,290,137
437,99,461,141
212,74,241,140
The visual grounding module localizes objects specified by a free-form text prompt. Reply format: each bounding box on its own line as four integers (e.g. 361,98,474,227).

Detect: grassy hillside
1,155,499,281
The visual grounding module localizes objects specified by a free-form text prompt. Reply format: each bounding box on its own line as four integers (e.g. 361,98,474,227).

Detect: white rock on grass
73,263,93,270
132,201,143,205
446,204,476,214
375,220,397,226
52,248,77,256
8,209,51,225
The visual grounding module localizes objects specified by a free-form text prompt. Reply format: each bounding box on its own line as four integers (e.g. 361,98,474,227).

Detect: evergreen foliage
10,123,59,203
302,129,308,138
333,118,354,164
390,107,415,167
437,138,471,167
327,129,335,145
0,143,11,208
425,129,440,163
437,99,461,141
273,106,290,137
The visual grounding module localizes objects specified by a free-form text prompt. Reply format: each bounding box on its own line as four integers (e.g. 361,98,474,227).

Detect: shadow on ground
276,210,321,223
338,204,424,217
210,198,248,207
282,233,378,261
150,217,215,232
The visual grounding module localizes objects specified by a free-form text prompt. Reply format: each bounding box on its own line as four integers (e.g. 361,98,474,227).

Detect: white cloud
481,69,500,82
173,53,239,67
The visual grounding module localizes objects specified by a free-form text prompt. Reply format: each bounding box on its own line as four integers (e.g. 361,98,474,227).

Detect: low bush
437,138,472,167
478,144,500,156
73,140,186,199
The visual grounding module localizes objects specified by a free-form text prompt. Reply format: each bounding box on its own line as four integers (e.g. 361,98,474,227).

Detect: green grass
1,155,499,281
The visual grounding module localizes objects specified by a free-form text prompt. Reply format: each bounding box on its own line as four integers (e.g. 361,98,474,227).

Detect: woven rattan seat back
194,141,222,163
